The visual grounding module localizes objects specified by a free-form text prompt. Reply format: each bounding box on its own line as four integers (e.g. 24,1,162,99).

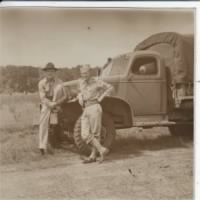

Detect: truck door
126,54,167,116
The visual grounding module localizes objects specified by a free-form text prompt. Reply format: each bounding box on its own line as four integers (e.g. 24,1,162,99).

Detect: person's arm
77,93,84,107
54,84,69,105
76,79,85,107
38,81,52,107
97,80,114,103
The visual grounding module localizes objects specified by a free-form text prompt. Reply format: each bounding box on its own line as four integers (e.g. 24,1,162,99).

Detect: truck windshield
101,53,130,77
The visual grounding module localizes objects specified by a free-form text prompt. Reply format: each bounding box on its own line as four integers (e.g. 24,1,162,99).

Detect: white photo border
0,1,199,200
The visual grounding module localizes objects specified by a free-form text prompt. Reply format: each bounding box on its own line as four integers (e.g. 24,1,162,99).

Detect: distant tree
0,64,100,93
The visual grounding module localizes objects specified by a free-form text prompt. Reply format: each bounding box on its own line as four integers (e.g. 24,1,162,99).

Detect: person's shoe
80,155,88,160
98,147,109,163
40,148,45,156
82,157,96,164
47,144,54,154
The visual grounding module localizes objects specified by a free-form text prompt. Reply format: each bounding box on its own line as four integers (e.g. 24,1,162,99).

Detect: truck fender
59,96,133,131
101,96,133,129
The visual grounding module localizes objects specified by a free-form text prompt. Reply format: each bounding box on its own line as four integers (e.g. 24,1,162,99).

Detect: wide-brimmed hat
42,62,58,71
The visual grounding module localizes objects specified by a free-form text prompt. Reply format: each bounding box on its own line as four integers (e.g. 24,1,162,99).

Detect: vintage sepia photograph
0,6,194,199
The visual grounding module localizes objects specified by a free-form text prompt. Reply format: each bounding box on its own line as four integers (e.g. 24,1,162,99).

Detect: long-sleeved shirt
79,77,113,103
38,77,63,106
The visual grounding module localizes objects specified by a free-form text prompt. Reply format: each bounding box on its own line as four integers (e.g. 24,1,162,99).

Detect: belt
84,100,99,107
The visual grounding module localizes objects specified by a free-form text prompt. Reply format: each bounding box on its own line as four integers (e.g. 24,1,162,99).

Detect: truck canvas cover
135,32,194,83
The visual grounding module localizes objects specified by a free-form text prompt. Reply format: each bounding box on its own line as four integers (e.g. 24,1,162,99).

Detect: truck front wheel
73,113,116,155
169,124,193,139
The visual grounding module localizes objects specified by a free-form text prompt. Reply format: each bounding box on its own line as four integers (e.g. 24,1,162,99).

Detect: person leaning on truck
38,62,67,155
77,64,114,163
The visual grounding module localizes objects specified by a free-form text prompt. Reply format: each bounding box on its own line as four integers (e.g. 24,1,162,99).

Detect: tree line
0,65,100,94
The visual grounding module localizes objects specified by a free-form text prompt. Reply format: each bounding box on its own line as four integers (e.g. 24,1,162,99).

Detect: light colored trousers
39,85,65,150
81,104,102,144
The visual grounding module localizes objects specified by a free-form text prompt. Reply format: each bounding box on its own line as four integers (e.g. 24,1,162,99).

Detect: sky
0,8,194,68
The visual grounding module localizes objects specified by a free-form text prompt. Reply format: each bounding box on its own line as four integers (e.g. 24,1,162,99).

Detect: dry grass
0,93,192,166
0,93,77,166
0,93,39,131
114,127,191,154
0,93,41,164
0,129,39,165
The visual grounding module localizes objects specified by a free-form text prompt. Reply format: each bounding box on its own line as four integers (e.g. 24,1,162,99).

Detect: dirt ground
0,127,193,200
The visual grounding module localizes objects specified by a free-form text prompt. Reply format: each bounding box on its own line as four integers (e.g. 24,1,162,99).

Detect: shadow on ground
108,128,193,161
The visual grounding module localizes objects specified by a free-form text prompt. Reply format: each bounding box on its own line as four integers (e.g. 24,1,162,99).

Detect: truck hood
101,75,121,84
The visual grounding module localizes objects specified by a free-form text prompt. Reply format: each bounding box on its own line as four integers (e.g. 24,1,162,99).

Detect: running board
134,121,192,128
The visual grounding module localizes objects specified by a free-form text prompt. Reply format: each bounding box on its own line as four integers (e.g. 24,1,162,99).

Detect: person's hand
48,102,57,109
68,97,78,103
77,95,84,107
78,98,84,107
98,96,103,103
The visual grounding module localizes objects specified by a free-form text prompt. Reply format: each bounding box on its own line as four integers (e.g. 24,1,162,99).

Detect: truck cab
101,51,168,125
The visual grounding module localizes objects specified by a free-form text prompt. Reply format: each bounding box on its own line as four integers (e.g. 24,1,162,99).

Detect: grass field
0,93,39,131
0,93,41,164
0,93,192,166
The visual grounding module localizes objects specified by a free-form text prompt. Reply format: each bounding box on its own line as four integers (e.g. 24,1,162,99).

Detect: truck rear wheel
73,113,116,155
169,124,193,139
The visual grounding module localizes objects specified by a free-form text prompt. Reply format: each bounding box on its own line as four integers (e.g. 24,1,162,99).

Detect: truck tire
169,124,193,139
73,113,116,155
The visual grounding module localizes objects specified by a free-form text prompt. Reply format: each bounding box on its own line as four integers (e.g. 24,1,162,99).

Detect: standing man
38,62,67,155
78,64,114,163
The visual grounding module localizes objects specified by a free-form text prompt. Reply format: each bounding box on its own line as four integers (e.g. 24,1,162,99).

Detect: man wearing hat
38,62,67,155
77,64,114,163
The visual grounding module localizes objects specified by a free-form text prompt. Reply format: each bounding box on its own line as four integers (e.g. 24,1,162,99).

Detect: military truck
53,32,194,154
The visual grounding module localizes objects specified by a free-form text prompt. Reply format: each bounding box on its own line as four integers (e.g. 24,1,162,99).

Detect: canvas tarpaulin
134,32,194,83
